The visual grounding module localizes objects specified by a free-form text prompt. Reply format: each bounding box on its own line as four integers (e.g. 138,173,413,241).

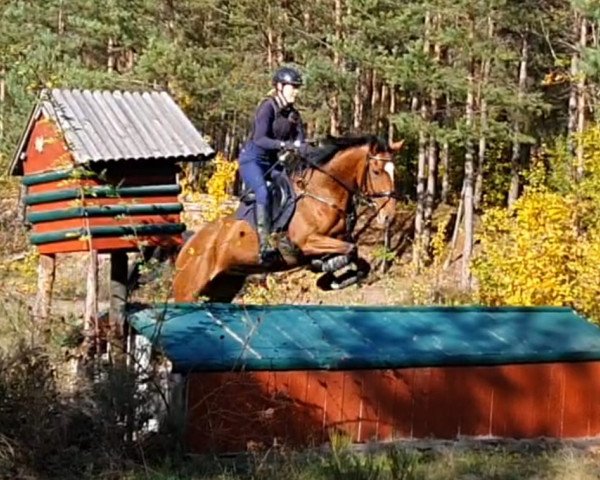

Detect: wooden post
84,250,98,352
110,251,128,365
33,254,55,321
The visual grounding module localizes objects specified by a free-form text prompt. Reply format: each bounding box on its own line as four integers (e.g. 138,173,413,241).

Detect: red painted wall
24,117,74,174
185,362,600,453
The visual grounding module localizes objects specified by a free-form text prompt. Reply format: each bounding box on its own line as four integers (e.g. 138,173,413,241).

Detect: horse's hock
130,303,600,453
9,88,214,334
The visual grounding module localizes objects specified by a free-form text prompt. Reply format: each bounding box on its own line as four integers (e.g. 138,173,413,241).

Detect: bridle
295,149,399,213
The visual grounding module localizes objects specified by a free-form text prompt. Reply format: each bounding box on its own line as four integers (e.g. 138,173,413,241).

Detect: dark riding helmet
272,66,303,87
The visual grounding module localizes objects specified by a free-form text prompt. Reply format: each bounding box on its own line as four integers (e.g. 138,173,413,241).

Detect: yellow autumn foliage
202,154,238,222
473,124,600,322
180,153,239,223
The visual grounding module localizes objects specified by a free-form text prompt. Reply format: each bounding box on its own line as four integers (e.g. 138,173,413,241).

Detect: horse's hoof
316,272,335,290
310,258,324,273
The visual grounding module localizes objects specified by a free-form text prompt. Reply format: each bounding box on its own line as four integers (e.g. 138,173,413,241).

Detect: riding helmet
272,66,303,86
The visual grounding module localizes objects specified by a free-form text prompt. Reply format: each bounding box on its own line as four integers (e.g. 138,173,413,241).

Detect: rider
238,66,307,264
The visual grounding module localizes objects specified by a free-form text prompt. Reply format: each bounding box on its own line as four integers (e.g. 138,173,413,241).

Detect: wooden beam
32,253,55,321
109,251,128,365
84,250,99,353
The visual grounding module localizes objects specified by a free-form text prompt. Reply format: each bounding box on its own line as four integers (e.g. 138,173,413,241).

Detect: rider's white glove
280,139,302,149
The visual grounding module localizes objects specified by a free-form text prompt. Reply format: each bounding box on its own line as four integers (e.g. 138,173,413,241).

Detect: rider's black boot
256,205,278,265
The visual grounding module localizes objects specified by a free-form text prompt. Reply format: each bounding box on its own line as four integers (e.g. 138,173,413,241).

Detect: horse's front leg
295,233,356,273
297,233,355,257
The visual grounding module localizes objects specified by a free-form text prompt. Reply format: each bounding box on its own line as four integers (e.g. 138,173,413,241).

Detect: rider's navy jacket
239,97,305,168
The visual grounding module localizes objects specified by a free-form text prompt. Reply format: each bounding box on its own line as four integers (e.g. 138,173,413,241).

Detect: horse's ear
368,139,380,155
389,140,405,152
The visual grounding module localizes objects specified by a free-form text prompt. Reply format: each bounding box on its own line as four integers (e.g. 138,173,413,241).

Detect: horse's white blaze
384,160,395,182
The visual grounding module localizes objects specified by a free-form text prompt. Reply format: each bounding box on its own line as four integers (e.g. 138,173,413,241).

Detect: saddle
235,170,297,234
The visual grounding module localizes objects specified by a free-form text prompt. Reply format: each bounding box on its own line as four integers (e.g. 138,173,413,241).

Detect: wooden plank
184,363,600,454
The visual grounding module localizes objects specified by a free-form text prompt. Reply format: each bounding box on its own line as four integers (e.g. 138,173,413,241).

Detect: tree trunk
412,11,431,270
508,35,529,207
388,84,396,141
461,19,475,289
266,5,274,70
576,17,588,180
423,136,437,255
423,16,441,259
107,38,116,73
378,83,388,132
330,0,343,135
353,66,364,130
590,21,599,114
568,11,580,157
276,13,285,65
0,67,4,142
57,0,64,35
441,136,450,204
475,18,494,211
413,103,428,270
370,70,380,132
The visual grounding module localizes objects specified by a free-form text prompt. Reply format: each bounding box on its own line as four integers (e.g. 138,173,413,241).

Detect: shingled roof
10,89,214,175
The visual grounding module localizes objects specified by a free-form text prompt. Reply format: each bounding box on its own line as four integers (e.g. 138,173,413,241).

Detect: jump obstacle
129,303,600,454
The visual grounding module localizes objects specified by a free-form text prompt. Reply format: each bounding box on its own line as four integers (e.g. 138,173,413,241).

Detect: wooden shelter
130,304,600,453
9,88,213,326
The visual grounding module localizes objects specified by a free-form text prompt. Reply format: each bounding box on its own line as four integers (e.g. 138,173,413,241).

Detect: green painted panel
30,223,185,245
24,184,181,205
22,169,77,186
27,203,183,223
128,304,600,373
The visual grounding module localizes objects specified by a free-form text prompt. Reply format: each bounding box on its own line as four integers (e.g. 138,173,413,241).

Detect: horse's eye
372,169,381,176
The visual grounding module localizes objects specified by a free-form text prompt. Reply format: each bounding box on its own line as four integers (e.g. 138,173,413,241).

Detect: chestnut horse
172,136,403,302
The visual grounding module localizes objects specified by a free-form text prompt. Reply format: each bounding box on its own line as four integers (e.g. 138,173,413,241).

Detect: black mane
304,135,388,166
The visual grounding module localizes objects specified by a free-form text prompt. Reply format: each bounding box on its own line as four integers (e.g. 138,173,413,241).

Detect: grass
89,445,600,480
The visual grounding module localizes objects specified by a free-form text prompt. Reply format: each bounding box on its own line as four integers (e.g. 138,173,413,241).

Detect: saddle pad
235,170,296,233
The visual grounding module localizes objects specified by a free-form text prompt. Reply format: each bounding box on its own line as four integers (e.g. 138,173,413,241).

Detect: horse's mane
303,135,388,166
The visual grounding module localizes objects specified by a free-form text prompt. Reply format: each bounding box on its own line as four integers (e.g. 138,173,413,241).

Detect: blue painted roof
128,304,600,373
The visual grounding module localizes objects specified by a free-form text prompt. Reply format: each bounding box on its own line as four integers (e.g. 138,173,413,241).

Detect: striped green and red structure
10,89,214,254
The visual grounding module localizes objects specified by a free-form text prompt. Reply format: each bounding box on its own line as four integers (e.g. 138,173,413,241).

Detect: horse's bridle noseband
362,153,399,201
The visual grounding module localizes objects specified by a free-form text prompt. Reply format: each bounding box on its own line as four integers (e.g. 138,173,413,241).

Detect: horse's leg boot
322,254,352,273
256,205,278,265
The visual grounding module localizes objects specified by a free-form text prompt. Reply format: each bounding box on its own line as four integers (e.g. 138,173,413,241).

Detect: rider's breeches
239,160,269,207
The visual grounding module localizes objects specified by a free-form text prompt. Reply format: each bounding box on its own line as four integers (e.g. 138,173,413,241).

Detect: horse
172,135,404,302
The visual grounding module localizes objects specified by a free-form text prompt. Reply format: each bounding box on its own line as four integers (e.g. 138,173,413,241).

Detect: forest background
3,0,600,316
